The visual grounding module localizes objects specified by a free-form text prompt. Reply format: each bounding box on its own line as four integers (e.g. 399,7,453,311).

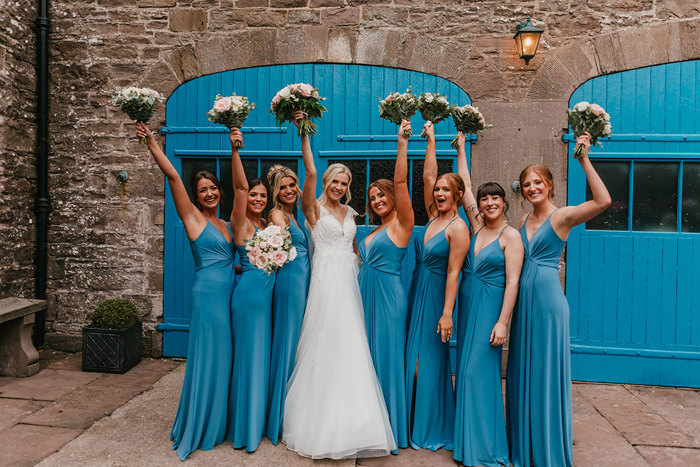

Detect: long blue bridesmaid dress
226,231,275,452
506,210,573,467
454,227,509,467
171,222,235,461
358,228,409,452
266,214,310,444
405,218,457,451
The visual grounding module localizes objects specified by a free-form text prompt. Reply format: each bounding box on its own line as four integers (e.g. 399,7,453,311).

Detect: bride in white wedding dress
282,114,396,459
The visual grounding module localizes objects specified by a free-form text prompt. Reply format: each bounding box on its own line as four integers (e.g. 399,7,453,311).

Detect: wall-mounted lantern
514,17,543,65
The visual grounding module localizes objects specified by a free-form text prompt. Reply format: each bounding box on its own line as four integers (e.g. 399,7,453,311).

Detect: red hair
429,173,465,216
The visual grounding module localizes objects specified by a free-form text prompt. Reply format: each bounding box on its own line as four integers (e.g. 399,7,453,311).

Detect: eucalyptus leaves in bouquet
567,101,612,158
270,83,327,137
418,92,451,138
450,104,492,148
378,88,420,137
207,94,256,148
113,87,165,143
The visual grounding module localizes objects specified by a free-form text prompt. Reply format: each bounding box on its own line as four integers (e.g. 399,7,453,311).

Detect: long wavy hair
318,163,353,205
428,173,465,217
266,164,300,211
366,179,395,224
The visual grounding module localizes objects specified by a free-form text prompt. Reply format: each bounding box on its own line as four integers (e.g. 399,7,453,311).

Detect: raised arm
437,220,470,343
455,131,481,233
555,132,612,236
136,123,203,239
229,128,252,241
395,120,415,235
298,111,320,226
489,228,524,346
423,122,437,215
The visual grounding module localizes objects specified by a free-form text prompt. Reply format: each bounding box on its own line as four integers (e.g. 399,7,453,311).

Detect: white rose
573,101,590,112
263,225,281,237
268,235,284,249
279,86,291,99
425,94,434,103
603,123,612,135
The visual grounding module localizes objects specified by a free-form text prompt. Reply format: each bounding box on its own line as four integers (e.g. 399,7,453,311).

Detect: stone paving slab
0,424,82,467
358,448,455,466
636,446,700,465
627,385,700,443
0,369,102,401
42,352,82,371
0,398,47,432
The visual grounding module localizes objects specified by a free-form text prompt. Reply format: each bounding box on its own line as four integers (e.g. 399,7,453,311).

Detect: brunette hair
319,163,353,205
266,164,300,210
519,164,555,200
247,177,267,193
366,179,395,224
429,173,465,217
476,182,510,222
191,171,224,210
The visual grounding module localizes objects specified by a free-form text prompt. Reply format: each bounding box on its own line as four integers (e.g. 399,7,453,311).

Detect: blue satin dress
358,228,409,452
171,222,235,461
454,227,509,467
405,218,457,451
266,215,310,444
226,233,275,452
506,211,573,467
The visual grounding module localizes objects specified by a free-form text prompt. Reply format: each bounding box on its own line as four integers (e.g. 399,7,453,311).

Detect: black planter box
82,321,142,374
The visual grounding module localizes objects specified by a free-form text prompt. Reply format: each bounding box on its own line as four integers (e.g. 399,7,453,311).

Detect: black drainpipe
33,0,50,347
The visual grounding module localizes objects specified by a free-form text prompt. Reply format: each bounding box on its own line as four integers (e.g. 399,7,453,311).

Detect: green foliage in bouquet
270,83,327,137
113,87,165,143
418,92,452,138
379,88,420,137
89,299,139,330
207,94,256,148
450,104,492,148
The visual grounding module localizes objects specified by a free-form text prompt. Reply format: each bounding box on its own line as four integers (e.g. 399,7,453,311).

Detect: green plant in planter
89,299,138,330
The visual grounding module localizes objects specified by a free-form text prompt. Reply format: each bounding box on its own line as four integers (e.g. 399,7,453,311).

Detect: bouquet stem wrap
567,101,612,159
207,94,256,148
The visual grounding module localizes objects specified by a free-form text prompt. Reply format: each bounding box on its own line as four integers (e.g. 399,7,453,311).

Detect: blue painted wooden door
159,64,472,357
566,60,700,387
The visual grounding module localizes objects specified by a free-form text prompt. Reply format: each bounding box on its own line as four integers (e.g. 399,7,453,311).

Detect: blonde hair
519,164,555,200
429,173,465,217
266,164,300,210
319,163,353,205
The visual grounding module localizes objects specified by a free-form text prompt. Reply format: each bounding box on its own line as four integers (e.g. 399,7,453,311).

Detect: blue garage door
158,64,472,357
566,60,700,387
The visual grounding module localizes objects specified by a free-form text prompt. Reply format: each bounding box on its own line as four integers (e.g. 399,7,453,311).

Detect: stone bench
0,297,46,377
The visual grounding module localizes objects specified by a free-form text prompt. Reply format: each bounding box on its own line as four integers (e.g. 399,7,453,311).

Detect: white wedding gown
282,204,396,459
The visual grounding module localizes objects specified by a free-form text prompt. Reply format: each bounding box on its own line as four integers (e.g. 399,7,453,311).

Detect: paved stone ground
1,351,699,466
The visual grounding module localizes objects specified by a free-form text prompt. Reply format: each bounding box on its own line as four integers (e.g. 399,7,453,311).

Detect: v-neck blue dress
358,227,409,452
171,222,235,461
506,211,573,467
266,214,310,444
405,218,457,451
226,230,275,452
454,227,509,467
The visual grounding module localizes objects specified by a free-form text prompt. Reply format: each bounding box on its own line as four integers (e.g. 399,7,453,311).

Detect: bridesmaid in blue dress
136,123,234,461
265,161,310,444
359,120,415,453
225,128,275,452
453,132,524,467
405,122,469,451
506,133,611,467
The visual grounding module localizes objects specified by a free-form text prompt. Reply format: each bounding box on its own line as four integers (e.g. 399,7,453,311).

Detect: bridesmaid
358,119,415,453
225,128,275,452
405,122,469,451
506,133,611,467
265,161,310,444
453,132,524,467
136,123,234,461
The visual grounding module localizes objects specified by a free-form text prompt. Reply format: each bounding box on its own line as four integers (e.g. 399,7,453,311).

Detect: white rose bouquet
379,88,420,137
207,94,256,148
113,87,165,143
270,83,327,137
245,224,297,275
450,104,492,148
567,101,613,158
418,92,452,138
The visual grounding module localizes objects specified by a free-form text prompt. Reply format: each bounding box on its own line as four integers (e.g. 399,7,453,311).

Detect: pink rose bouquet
450,104,492,148
113,86,165,143
270,83,327,137
245,224,297,275
378,88,419,137
207,94,256,148
567,101,613,158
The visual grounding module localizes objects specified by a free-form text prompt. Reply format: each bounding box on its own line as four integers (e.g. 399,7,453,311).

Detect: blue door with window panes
566,59,700,387
158,64,473,357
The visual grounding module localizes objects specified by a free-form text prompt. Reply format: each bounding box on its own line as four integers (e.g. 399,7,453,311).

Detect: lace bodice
309,204,357,260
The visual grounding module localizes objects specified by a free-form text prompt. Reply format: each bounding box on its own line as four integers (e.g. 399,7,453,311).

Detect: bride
282,112,396,459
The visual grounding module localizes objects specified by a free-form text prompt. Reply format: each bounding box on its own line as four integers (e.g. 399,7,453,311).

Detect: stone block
593,33,627,75
138,0,177,6
169,9,208,32
270,0,307,7
303,25,329,62
247,29,279,66
355,29,388,65
363,5,410,27
679,19,700,61
328,28,357,63
237,0,268,7
321,7,360,26
0,369,102,401
288,9,321,24
657,0,700,19
382,30,415,68
276,28,306,64
310,0,344,6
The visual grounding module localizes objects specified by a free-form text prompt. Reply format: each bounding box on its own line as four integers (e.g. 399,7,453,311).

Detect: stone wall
41,0,700,355
0,0,38,298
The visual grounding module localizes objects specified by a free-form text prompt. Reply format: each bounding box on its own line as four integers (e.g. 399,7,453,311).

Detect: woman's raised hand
136,122,154,143
229,127,243,147
455,131,466,150
293,110,307,129
575,131,591,158
399,119,412,140
423,120,435,141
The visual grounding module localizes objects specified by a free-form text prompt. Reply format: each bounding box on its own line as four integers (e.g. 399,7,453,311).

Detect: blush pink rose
299,83,314,97
213,97,231,113
272,250,288,267
590,103,605,116
247,246,261,261
255,254,269,269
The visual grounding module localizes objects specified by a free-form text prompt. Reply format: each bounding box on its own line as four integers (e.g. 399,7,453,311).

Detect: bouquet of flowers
418,92,451,138
270,83,327,137
450,104,492,148
567,101,612,158
378,88,420,137
207,94,256,148
245,224,297,275
113,87,165,143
